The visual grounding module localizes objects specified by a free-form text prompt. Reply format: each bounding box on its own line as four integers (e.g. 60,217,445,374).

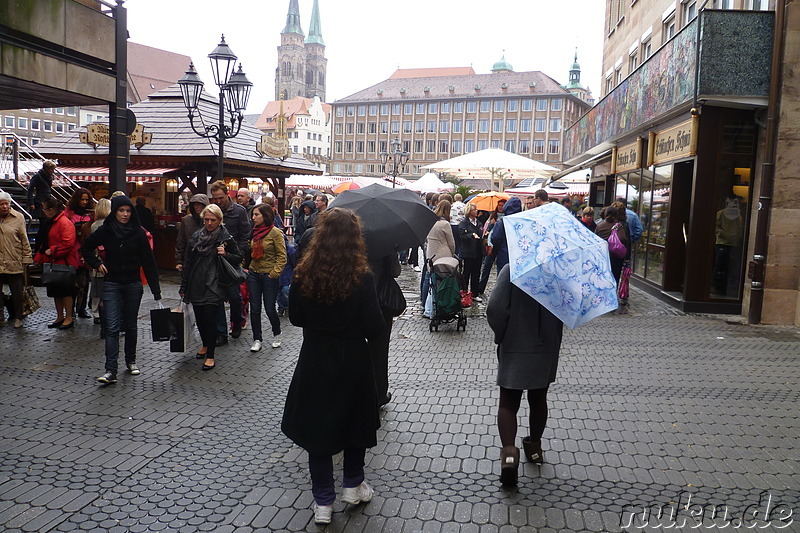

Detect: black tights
498,387,549,447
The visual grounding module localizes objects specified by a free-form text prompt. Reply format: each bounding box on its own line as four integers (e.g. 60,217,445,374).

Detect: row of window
335,98,564,118
16,107,78,116
334,138,560,156
2,116,76,133
605,0,769,97
335,118,562,136
9,137,42,146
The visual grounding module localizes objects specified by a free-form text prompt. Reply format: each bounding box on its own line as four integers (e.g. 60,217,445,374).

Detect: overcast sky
125,0,605,114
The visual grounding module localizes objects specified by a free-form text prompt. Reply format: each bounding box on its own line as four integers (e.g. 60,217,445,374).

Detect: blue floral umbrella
503,202,618,328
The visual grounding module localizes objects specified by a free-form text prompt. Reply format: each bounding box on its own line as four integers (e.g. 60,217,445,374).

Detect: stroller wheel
429,322,435,332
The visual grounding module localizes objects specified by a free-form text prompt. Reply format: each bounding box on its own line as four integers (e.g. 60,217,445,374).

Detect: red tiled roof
255,97,332,131
127,42,192,104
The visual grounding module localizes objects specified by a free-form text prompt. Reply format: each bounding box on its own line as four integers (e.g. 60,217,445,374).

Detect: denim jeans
277,285,290,311
216,283,243,336
102,281,143,374
247,271,280,341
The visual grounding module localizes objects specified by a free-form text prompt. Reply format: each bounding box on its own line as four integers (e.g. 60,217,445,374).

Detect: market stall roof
57,165,180,183
33,85,321,179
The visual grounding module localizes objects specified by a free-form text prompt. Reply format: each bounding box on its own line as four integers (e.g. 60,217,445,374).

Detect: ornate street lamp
380,137,409,188
178,35,253,184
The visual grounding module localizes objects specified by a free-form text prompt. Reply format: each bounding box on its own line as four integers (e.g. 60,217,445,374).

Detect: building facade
255,95,332,172
602,0,776,98
274,0,327,101
329,60,591,178
563,1,797,324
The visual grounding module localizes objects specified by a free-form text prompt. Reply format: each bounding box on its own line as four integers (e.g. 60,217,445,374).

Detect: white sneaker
250,340,262,352
126,364,140,375
271,335,281,348
341,481,373,505
413,265,421,272
312,502,333,524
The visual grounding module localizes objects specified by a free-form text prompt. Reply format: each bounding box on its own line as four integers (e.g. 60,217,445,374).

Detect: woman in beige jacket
0,192,33,328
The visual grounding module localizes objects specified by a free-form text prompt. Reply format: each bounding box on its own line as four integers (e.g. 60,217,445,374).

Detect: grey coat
486,265,563,390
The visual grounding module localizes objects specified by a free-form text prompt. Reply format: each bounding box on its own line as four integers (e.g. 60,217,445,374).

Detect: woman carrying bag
80,195,161,385
0,191,34,328
180,204,242,371
34,198,81,330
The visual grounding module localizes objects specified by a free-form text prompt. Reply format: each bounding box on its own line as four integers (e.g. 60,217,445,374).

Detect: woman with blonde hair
281,208,385,525
458,203,484,300
179,203,242,370
88,198,111,327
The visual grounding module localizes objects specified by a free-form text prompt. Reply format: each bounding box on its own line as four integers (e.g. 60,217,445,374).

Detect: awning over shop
57,165,182,184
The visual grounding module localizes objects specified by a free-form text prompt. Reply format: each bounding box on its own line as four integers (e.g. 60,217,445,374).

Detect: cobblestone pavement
0,266,798,533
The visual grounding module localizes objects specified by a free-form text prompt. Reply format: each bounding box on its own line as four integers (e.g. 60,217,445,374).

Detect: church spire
282,0,304,36
306,0,325,46
568,48,582,88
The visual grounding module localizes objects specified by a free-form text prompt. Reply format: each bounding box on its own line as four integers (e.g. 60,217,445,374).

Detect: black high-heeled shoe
47,320,65,329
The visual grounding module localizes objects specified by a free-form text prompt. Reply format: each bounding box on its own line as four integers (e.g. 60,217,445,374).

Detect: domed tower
566,48,592,103
491,54,514,73
275,0,306,100
568,49,581,89
304,0,327,101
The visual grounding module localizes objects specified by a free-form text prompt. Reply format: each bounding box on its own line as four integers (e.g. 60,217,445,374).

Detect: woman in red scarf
246,204,287,352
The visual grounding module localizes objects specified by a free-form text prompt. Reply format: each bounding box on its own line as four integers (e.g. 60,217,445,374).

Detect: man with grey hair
0,191,33,328
237,188,255,223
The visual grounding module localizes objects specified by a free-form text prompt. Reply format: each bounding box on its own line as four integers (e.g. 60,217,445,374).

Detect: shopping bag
150,302,172,341
170,303,195,352
20,285,40,317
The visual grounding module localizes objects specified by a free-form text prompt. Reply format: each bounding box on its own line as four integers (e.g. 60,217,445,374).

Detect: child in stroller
427,257,467,332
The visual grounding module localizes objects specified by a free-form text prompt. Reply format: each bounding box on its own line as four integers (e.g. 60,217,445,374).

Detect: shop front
560,10,772,314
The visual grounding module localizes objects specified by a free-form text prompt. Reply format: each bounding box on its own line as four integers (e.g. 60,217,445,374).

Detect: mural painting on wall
565,20,698,160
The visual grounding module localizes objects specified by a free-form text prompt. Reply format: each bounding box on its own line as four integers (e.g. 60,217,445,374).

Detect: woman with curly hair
65,188,94,318
281,207,385,525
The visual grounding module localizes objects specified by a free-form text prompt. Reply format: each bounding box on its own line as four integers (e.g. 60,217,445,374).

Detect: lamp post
380,137,409,188
177,35,252,186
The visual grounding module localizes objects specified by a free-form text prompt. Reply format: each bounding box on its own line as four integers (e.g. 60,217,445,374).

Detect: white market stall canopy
408,172,454,193
422,149,558,185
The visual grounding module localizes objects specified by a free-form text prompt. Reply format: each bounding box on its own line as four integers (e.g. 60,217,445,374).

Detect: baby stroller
428,257,467,332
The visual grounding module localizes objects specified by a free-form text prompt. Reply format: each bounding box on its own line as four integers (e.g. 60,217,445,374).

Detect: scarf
108,218,136,241
250,223,274,260
195,225,223,254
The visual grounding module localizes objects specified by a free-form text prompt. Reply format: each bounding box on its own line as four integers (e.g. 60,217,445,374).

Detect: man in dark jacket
27,160,56,253
209,180,250,343
135,197,155,233
490,196,523,272
294,200,317,244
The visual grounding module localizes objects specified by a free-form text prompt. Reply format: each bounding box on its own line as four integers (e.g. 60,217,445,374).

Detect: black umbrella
329,184,439,258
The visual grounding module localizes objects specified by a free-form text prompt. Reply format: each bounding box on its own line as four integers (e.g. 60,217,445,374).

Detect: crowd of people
0,161,640,524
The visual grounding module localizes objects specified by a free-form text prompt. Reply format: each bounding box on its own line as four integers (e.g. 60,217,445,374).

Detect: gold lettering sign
79,123,152,148
652,119,695,166
257,134,290,159
615,139,642,173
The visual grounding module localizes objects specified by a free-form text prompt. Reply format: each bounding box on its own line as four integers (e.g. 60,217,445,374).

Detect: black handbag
217,255,246,288
41,263,77,289
377,276,406,317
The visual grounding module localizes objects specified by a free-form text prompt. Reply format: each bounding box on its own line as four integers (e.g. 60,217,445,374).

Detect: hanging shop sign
648,118,697,166
614,138,644,174
80,123,152,149
256,134,290,160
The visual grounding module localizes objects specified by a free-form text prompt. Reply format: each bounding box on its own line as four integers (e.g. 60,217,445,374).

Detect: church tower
275,0,307,100
304,0,327,101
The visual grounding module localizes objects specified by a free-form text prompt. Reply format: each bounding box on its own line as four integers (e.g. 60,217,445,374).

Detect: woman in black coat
281,208,384,525
458,203,484,301
80,195,161,384
179,203,242,371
